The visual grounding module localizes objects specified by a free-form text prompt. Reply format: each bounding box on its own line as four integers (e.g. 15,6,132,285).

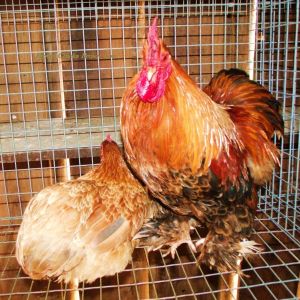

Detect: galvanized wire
0,0,299,299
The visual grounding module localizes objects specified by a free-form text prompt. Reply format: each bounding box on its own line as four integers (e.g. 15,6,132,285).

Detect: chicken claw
195,238,206,249
161,237,197,259
134,212,197,258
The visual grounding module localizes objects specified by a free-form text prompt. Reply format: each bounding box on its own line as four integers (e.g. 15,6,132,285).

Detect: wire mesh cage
0,0,299,299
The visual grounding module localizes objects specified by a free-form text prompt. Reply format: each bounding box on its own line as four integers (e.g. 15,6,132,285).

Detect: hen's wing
16,179,141,281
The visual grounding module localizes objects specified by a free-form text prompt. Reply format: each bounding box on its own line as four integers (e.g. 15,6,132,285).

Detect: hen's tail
203,68,284,184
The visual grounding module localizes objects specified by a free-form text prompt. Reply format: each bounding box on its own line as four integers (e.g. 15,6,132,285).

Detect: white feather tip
239,240,264,256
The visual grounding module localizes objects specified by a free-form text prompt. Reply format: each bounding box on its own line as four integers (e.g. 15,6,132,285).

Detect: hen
121,18,284,272
16,135,156,299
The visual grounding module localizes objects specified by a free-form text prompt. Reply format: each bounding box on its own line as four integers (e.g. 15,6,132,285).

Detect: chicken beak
147,67,156,81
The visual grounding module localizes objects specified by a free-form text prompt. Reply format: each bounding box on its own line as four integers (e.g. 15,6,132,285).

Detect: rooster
16,135,157,299
121,18,284,272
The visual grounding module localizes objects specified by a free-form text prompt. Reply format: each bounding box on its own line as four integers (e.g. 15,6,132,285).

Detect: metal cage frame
0,1,299,299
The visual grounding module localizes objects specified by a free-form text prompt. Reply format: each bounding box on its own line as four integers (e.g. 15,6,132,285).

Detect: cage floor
0,211,299,300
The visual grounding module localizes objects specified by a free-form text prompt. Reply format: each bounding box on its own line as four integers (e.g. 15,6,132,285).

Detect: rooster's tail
203,68,284,184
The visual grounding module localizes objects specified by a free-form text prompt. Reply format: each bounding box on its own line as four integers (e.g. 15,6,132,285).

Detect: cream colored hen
16,135,156,299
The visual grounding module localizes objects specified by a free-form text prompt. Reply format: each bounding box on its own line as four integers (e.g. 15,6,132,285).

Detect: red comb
148,17,158,41
105,134,112,142
147,17,159,66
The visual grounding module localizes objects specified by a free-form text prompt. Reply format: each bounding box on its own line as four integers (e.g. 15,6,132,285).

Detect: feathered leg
134,213,197,258
197,205,262,273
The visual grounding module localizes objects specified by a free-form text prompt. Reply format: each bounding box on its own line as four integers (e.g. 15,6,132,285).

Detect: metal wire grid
255,0,300,241
0,0,299,299
0,0,253,218
0,215,299,299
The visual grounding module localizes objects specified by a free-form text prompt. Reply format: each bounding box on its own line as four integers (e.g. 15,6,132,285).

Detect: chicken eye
161,53,169,63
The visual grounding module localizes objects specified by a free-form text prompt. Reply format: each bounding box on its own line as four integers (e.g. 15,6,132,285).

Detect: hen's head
136,17,172,103
100,134,122,161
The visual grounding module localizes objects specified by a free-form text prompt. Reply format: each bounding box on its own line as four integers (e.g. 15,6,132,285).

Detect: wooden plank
42,19,61,119
132,248,150,299
0,116,122,162
217,272,240,300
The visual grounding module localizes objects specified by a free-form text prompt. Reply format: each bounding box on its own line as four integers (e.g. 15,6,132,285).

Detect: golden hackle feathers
121,51,242,176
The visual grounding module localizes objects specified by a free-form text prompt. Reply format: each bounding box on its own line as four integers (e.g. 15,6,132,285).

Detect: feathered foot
134,213,197,259
197,233,263,273
196,205,263,273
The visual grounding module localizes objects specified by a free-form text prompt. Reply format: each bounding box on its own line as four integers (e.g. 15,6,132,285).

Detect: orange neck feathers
121,52,241,174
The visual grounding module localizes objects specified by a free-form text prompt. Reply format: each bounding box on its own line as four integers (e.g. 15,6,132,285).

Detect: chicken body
121,19,284,272
16,137,156,284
